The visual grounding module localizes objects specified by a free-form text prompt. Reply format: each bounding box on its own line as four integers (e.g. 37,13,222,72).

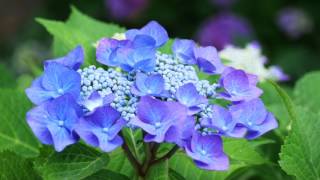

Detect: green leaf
279,107,320,180
294,71,320,113
0,63,16,88
169,169,185,180
0,151,41,180
121,128,143,162
169,152,246,180
84,169,130,180
67,6,125,42
0,88,40,158
34,144,109,180
37,7,125,66
36,18,95,66
106,149,137,179
158,39,173,54
146,160,169,180
223,138,266,165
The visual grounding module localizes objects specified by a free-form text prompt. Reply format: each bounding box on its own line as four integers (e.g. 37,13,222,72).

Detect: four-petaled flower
26,62,81,105
131,96,187,143
131,73,168,97
26,94,81,151
176,83,208,115
219,68,262,102
185,132,229,170
230,98,278,139
75,105,127,152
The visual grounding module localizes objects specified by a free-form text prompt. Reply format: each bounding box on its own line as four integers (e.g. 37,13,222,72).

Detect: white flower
219,43,288,81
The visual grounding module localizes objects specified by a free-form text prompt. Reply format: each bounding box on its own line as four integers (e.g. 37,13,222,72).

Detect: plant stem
120,132,143,176
150,145,179,166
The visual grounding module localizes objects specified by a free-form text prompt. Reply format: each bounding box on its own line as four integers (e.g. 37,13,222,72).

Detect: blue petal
136,96,168,124
194,46,225,74
45,45,84,70
25,76,57,105
47,124,78,152
41,62,81,101
172,39,196,64
245,112,278,139
96,38,124,67
134,73,165,95
176,83,208,108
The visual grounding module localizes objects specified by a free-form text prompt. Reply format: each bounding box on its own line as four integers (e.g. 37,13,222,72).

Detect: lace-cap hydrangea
25,20,278,171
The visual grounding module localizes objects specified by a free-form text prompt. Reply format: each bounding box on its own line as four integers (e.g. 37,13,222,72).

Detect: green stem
150,145,179,166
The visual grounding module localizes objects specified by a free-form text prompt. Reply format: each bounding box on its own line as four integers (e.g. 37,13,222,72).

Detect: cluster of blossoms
26,21,278,170
219,43,289,82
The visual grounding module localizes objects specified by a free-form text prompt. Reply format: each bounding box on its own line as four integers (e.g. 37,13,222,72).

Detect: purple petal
25,77,56,105
96,38,123,67
47,124,78,152
176,83,208,111
134,73,165,96
45,45,84,70
172,39,196,64
245,112,278,139
136,96,168,124
194,46,225,74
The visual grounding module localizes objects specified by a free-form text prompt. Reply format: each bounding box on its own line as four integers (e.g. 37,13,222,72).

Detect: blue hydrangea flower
194,46,225,74
176,83,208,115
165,116,195,147
125,21,168,47
172,39,196,65
131,73,169,97
230,98,278,139
81,91,115,113
200,105,246,138
26,62,81,105
26,94,81,152
219,68,262,102
131,96,187,143
44,45,84,70
75,106,126,152
185,132,229,170
96,35,156,72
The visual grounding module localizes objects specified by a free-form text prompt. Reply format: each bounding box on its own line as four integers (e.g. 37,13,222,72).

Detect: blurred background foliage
1,0,320,83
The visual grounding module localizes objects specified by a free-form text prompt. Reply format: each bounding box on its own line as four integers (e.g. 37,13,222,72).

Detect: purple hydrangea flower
25,62,81,105
131,96,187,143
185,132,229,170
126,21,169,47
96,35,157,72
269,65,290,81
197,13,252,50
81,91,115,113
131,73,169,97
75,106,126,152
176,83,208,115
44,45,84,70
105,0,148,20
172,39,196,65
219,68,262,102
194,46,225,74
277,7,313,39
165,116,195,147
26,94,81,152
201,105,246,138
230,98,278,139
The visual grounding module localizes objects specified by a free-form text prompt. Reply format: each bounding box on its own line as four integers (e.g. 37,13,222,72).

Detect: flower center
200,149,207,156
58,88,64,94
58,120,64,127
154,122,162,129
102,127,109,133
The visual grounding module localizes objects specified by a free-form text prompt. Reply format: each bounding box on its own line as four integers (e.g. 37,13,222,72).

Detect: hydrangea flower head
219,43,289,81
26,21,278,171
26,94,81,151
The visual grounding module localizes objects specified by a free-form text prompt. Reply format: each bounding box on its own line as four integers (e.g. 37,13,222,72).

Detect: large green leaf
169,152,246,180
146,160,169,180
34,144,109,180
223,138,267,165
84,169,130,180
0,89,40,158
279,107,320,180
106,149,137,179
37,7,125,66
0,63,16,88
0,151,41,180
294,71,320,113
